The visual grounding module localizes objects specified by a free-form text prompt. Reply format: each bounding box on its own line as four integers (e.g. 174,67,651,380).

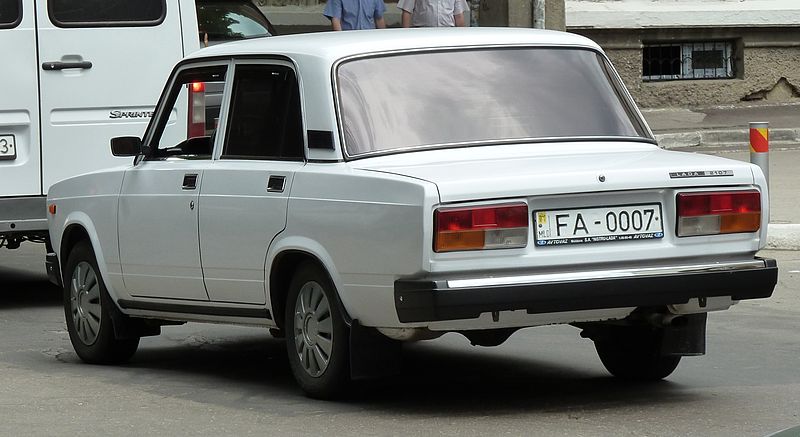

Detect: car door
0,0,40,197
199,62,305,304
35,0,185,192
118,63,228,300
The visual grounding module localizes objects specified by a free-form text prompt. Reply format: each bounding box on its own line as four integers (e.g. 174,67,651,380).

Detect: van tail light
676,190,761,236
434,203,528,252
187,81,206,138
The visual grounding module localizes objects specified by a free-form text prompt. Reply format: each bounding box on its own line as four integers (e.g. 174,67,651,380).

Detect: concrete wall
575,27,800,108
479,0,565,30
566,0,800,107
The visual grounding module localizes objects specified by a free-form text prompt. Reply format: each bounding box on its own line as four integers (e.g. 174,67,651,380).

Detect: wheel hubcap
293,281,333,377
70,261,102,346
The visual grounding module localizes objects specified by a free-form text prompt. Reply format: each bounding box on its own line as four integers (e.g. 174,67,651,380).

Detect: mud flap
108,301,161,340
349,320,402,380
660,313,707,356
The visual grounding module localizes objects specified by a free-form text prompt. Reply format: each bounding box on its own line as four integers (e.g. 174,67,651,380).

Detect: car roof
184,27,603,64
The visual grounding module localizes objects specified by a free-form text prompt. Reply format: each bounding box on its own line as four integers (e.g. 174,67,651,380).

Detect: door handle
182,173,198,190
267,175,286,193
42,61,93,71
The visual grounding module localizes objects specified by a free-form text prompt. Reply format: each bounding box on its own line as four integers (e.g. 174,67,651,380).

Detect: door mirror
111,136,142,157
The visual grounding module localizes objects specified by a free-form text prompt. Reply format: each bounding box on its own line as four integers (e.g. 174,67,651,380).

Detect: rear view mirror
111,136,142,157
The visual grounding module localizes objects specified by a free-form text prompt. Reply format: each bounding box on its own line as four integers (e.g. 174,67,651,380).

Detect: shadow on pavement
56,334,301,398
53,332,699,413
0,265,61,309
350,342,695,414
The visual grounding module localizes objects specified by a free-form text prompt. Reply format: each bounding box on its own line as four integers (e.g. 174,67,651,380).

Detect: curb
655,128,800,150
767,224,800,251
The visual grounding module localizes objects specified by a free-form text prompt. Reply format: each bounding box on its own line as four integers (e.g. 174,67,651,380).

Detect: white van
0,0,275,250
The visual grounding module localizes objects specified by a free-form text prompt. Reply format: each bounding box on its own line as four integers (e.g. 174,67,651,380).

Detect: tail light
676,190,761,236
434,203,528,252
187,81,206,138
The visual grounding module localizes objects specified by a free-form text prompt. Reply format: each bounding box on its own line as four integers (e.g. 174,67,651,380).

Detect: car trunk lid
352,142,756,203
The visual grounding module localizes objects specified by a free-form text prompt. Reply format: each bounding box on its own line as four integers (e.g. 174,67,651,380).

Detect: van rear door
0,0,41,198
35,0,193,192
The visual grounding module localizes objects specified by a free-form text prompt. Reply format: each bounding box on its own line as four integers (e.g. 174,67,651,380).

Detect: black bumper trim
394,258,778,323
46,253,62,287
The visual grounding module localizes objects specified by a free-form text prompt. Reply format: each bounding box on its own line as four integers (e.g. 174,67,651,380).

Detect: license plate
534,204,664,246
0,135,16,160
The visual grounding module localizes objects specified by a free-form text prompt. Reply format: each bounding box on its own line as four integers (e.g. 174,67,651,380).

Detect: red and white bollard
749,121,769,185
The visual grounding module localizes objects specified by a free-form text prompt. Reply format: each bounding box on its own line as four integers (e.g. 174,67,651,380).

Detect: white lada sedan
46,28,777,398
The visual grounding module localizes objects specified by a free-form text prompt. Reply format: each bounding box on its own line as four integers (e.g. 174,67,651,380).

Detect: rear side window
0,0,22,29
222,65,303,160
49,0,165,28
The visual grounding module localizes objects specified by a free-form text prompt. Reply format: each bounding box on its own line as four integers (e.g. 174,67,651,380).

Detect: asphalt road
0,243,798,436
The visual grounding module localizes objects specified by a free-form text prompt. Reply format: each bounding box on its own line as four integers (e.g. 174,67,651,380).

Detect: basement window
643,41,735,81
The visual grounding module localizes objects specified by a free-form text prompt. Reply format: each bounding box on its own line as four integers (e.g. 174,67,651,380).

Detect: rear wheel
64,241,139,364
285,262,350,399
594,328,681,381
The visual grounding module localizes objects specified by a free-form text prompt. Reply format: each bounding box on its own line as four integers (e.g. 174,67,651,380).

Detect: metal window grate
643,41,735,81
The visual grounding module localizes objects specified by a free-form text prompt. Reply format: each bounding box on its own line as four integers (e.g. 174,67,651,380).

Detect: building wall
574,28,800,107
566,0,800,107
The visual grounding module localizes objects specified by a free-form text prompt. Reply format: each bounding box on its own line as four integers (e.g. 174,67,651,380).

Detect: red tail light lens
676,190,761,236
435,203,529,252
187,81,206,138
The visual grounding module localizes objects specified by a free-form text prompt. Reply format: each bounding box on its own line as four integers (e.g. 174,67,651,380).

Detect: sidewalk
641,101,800,250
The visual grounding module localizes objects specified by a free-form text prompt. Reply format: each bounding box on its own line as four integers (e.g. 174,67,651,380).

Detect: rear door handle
42,61,93,71
182,173,198,190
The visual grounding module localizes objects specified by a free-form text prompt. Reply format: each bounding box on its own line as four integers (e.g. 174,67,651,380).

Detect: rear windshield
337,48,651,158
197,1,273,44
0,0,21,28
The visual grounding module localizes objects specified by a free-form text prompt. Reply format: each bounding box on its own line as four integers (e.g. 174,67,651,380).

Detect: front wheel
594,328,681,381
64,241,139,364
285,262,350,399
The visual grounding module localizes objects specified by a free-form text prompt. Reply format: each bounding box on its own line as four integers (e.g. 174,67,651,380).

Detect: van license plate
534,204,664,246
0,135,16,160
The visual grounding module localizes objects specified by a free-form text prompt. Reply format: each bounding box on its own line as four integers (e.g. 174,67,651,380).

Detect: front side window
222,64,303,160
337,48,650,158
197,1,275,46
0,0,21,28
147,65,227,160
49,0,164,27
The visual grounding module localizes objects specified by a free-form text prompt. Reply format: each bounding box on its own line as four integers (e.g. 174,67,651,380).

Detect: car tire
64,241,139,364
285,262,350,399
594,328,681,381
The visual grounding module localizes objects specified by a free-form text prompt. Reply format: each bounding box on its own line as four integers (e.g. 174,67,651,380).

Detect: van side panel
0,0,42,197
35,0,186,192
178,0,202,56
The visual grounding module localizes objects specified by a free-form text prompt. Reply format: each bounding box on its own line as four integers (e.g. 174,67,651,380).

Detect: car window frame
0,0,22,29
141,60,233,162
331,45,657,162
48,0,166,28
218,59,306,163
